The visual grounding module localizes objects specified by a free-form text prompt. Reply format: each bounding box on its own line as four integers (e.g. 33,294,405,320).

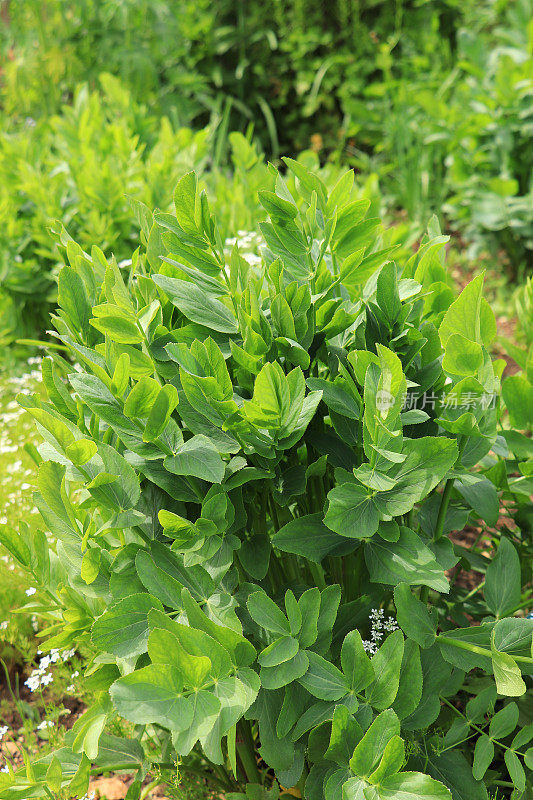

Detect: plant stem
308,560,327,590
140,778,160,799
237,720,261,784
438,635,533,665
433,435,467,542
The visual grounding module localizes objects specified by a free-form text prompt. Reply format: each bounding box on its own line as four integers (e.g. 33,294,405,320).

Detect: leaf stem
433,435,467,542
236,720,261,784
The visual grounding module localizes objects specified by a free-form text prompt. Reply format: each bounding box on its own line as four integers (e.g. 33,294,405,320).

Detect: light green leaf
491,652,526,696
164,435,225,484
110,664,193,729
91,593,163,658
153,275,238,333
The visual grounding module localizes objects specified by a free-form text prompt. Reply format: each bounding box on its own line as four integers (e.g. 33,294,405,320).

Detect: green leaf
376,262,401,325
439,274,490,348
124,377,161,418
297,588,321,648
368,735,405,784
247,591,291,636
143,384,179,441
349,709,400,778
258,636,300,667
95,734,144,769
472,735,493,780
110,664,194,730
491,652,526,696
365,529,449,593
153,275,238,333
164,435,225,484
272,513,354,563
0,524,31,567
172,690,222,756
454,477,499,527
325,483,379,540
65,438,98,466
492,618,533,653
365,630,404,710
173,172,199,233
298,651,349,700
325,705,363,766
90,312,143,344
261,650,310,689
504,749,525,793
416,749,487,800
91,593,163,658
81,548,100,584
135,550,184,609
71,696,111,759
58,266,92,339
489,702,519,738
368,771,452,799
45,757,63,794
484,537,521,617
392,640,423,720
442,334,483,376
340,630,374,693
502,375,533,429
393,583,437,648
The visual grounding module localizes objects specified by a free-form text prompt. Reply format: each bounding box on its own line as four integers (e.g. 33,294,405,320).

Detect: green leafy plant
2,161,533,800
0,74,269,346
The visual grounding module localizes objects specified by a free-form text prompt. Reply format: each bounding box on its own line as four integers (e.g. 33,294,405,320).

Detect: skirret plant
2,159,533,799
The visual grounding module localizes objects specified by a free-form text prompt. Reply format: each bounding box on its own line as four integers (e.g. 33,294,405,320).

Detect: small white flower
0,621,8,631
36,720,53,731
71,671,79,679
66,684,75,692
0,765,9,773
25,587,36,596
0,725,8,740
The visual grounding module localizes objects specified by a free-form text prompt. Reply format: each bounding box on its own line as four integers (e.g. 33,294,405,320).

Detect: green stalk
438,635,533,665
236,720,261,784
308,560,327,590
433,435,467,542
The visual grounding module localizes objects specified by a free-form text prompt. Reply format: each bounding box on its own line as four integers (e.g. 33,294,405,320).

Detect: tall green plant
1,162,532,799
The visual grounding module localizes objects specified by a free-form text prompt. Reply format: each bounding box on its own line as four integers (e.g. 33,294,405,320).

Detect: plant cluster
0,74,269,346
0,160,532,799
342,0,533,277
1,0,472,154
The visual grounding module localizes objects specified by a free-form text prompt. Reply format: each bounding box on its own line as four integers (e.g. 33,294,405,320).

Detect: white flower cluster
36,720,54,731
24,648,76,692
362,608,399,655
